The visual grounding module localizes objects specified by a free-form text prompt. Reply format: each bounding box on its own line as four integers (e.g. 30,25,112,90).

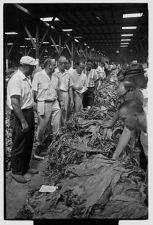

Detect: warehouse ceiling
4,3,148,62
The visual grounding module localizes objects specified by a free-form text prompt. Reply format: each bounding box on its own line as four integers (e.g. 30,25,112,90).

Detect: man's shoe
27,168,39,174
12,174,28,183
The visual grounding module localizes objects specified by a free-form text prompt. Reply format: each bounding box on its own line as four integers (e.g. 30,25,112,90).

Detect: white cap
20,56,38,66
132,60,138,64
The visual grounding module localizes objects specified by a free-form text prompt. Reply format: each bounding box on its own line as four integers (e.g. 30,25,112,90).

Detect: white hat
132,60,138,64
20,56,38,66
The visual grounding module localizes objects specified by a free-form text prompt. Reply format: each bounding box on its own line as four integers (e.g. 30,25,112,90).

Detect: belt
11,107,33,113
44,99,56,103
60,90,68,92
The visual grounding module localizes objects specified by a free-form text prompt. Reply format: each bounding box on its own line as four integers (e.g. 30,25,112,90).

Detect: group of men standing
7,55,106,183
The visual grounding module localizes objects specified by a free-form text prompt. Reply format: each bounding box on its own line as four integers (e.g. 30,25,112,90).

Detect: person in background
7,56,38,183
65,58,74,73
32,58,61,159
70,61,88,114
55,56,74,126
83,59,99,109
94,62,105,89
115,99,147,161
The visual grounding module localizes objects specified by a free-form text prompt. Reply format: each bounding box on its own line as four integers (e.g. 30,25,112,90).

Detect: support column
5,45,8,72
36,25,39,65
59,34,62,57
71,38,74,67
5,44,14,72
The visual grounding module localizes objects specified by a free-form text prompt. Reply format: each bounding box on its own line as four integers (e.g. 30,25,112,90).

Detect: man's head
58,56,67,72
44,58,56,74
86,60,93,71
119,99,144,130
117,81,135,96
74,61,85,74
65,59,71,70
133,75,148,89
20,56,37,76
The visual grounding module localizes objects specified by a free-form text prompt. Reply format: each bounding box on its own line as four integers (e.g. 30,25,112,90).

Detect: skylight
40,17,59,22
5,32,18,35
43,42,49,44
121,34,133,37
122,26,137,29
74,39,79,43
123,13,143,18
120,43,129,44
62,29,72,32
121,39,131,41
25,38,36,41
7,43,13,45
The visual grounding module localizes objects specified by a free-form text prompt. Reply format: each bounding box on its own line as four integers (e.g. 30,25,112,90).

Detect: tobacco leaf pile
17,75,147,219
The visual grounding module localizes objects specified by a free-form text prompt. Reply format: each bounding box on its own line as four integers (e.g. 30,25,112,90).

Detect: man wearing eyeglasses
55,56,74,126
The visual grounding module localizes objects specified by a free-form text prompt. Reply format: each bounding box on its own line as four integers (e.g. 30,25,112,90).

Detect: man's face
119,107,138,130
58,58,67,72
48,61,56,73
64,62,71,70
76,63,85,74
86,62,93,71
27,65,36,76
117,83,126,96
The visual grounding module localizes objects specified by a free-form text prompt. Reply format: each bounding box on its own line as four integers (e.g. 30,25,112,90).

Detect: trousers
37,101,61,144
73,91,83,113
83,87,95,108
60,91,69,126
10,108,35,175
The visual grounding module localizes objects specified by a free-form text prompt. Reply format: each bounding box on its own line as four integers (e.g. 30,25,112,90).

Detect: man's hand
21,120,29,133
102,128,113,140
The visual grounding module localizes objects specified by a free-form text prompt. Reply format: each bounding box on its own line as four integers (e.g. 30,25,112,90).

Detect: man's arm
11,95,29,132
112,126,132,160
102,112,119,128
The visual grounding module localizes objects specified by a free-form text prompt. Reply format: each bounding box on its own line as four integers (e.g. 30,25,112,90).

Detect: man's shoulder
33,69,45,80
8,70,23,82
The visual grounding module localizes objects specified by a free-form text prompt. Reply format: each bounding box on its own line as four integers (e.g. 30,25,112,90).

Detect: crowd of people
6,55,148,184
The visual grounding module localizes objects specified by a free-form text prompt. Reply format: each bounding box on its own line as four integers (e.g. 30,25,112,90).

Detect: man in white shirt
65,58,74,74
83,59,99,109
32,58,61,159
55,56,74,126
7,56,38,183
70,61,88,113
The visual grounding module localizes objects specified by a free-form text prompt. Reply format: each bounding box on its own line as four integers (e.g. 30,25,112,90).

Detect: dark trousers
83,87,95,108
10,108,35,175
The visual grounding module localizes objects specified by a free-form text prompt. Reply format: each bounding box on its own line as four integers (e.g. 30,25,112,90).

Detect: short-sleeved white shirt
86,69,99,87
7,69,33,110
32,69,59,101
70,70,88,94
55,68,72,92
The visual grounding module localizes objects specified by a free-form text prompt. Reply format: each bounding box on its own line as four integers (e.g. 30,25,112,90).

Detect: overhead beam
24,25,36,48
50,35,60,54
14,4,32,16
